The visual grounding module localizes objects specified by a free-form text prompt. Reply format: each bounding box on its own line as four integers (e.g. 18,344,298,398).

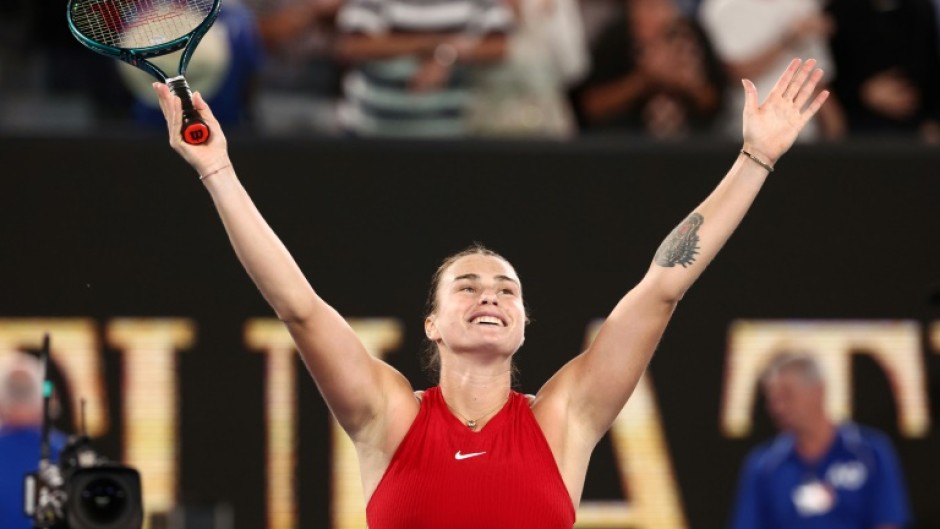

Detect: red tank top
366,387,575,529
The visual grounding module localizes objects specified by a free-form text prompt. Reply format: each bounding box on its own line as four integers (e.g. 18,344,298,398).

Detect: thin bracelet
740,149,774,173
199,164,232,181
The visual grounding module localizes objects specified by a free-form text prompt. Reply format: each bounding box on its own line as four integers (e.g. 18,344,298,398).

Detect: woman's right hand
152,82,232,179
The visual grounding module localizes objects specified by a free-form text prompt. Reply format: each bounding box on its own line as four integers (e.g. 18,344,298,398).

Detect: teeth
473,316,502,326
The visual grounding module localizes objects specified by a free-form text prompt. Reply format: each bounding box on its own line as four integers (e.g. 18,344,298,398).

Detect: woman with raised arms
153,58,828,528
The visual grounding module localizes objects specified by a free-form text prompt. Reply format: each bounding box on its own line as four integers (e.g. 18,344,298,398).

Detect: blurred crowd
1,0,939,142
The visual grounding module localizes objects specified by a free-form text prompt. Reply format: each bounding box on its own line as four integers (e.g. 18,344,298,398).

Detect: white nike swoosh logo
455,450,486,460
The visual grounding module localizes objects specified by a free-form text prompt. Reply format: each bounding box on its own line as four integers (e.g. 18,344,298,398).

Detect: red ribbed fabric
366,387,575,529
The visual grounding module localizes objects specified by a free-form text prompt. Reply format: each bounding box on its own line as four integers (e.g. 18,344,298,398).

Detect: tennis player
153,58,829,528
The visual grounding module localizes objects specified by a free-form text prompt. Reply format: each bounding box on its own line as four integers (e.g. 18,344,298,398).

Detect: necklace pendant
466,419,477,429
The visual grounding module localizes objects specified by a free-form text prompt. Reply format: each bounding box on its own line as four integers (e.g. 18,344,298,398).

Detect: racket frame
66,0,222,143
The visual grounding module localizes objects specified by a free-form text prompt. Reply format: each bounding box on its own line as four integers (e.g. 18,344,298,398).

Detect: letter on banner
0,319,107,436
332,319,404,529
109,319,195,527
576,320,688,529
246,318,403,529
245,319,300,529
722,320,929,438
932,322,940,355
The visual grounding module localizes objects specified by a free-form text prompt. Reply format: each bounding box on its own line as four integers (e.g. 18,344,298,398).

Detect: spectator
572,0,726,139
729,353,911,529
0,352,66,529
825,0,940,143
334,0,514,137
467,0,590,138
244,0,344,134
698,0,845,141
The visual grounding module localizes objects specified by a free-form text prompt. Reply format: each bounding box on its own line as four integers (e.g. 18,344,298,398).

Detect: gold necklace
444,392,510,430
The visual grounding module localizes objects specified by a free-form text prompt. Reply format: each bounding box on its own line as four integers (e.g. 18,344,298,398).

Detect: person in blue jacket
729,352,911,529
0,352,67,529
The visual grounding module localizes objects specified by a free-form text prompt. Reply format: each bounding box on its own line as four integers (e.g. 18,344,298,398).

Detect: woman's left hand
741,58,830,165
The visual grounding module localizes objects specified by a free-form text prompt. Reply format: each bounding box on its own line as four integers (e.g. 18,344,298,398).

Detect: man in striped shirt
336,0,514,137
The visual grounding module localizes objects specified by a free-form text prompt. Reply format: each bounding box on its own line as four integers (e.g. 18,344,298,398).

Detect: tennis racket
67,0,222,144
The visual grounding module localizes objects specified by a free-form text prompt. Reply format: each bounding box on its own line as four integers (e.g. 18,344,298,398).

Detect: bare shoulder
414,390,425,403
525,393,536,407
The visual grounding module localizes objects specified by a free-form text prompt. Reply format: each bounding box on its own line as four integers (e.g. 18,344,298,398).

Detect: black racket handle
167,76,210,145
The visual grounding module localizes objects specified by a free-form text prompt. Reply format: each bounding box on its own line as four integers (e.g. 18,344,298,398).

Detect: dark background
2,135,938,529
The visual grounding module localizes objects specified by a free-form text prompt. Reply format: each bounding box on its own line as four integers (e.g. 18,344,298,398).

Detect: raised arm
152,84,416,439
540,59,830,444
335,32,508,64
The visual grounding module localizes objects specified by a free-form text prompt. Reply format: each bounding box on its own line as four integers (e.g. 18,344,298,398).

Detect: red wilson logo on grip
184,124,210,144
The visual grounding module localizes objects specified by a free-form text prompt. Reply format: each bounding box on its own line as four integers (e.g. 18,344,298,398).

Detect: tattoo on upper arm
654,213,703,268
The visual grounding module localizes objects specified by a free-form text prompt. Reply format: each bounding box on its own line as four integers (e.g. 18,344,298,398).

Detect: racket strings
70,0,214,49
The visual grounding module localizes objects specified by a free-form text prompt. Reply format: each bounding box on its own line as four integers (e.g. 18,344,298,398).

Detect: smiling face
425,253,527,359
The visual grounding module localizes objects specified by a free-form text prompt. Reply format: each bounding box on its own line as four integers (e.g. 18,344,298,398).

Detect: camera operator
0,352,67,529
